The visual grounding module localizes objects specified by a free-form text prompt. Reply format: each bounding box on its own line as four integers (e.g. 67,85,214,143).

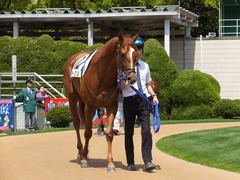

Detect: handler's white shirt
122,60,152,98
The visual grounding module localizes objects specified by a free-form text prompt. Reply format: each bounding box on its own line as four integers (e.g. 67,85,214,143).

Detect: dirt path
1,122,240,180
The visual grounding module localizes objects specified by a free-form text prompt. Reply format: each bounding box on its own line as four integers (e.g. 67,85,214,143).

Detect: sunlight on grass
156,126,240,173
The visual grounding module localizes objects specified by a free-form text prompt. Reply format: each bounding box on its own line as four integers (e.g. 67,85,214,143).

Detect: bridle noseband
117,45,136,81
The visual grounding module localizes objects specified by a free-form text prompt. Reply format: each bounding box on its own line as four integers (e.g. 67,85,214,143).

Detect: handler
16,79,37,131
121,37,159,171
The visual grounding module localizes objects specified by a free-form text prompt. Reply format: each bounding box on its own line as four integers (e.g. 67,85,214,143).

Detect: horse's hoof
77,155,82,161
80,161,89,168
107,166,116,172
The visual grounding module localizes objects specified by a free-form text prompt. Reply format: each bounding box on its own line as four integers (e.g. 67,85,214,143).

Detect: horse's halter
117,44,136,81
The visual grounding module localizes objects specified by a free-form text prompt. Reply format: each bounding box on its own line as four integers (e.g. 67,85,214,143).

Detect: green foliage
0,35,88,74
213,99,240,119
142,39,179,88
46,106,72,128
158,0,219,37
85,43,103,51
0,36,15,72
171,69,221,120
142,39,179,120
0,0,219,37
171,104,214,120
172,69,220,108
233,99,240,116
0,0,33,11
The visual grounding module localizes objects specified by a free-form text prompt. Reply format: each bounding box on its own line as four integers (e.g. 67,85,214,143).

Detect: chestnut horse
63,33,139,172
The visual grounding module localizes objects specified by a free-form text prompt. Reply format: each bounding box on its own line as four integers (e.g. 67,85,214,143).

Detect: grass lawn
156,126,240,173
0,127,74,137
161,118,240,124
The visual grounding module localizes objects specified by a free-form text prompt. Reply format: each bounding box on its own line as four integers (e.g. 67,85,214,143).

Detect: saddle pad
71,50,98,78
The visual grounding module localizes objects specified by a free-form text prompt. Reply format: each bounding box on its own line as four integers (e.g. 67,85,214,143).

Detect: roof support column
87,18,94,46
164,19,170,56
13,21,19,38
185,27,191,38
55,28,60,40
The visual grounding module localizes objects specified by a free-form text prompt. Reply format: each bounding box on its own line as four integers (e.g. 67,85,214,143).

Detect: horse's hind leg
68,93,83,162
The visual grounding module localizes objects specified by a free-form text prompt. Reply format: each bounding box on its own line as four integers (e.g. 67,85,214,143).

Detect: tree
0,0,33,11
158,0,220,37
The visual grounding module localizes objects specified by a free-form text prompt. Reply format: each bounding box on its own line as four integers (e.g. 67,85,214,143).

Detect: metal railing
0,72,65,99
219,19,240,37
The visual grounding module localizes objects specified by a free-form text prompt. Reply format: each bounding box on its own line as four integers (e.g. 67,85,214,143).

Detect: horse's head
117,32,139,86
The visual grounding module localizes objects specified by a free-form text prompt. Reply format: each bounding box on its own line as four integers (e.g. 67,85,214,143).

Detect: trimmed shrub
142,39,179,89
213,99,239,119
233,99,240,116
171,104,214,120
0,36,15,72
0,35,89,74
141,39,179,119
85,43,103,51
171,69,220,120
46,106,72,127
172,69,220,108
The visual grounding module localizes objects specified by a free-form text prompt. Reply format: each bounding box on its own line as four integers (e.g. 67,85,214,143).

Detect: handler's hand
153,96,159,104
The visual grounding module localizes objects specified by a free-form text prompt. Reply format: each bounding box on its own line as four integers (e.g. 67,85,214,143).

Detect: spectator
36,85,50,104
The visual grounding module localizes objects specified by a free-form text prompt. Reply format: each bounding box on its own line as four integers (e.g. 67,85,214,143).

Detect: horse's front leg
80,106,94,167
105,106,117,172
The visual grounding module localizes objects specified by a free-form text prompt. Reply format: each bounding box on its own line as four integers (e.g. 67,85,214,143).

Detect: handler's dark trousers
123,95,153,165
25,112,36,130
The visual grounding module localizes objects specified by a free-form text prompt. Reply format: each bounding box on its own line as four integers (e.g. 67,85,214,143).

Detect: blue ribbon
118,75,161,133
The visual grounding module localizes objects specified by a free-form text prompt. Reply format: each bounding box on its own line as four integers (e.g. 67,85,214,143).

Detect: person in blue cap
16,79,37,131
121,36,159,171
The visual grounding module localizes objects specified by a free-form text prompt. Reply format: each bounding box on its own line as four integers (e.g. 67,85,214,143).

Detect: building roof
0,6,198,39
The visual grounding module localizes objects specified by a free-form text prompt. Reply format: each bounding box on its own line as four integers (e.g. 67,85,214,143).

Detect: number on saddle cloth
71,50,98,78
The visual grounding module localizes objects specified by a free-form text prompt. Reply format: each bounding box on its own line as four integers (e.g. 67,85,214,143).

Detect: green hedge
171,69,220,120
213,99,240,119
0,35,102,74
171,104,214,120
172,69,220,108
46,106,72,128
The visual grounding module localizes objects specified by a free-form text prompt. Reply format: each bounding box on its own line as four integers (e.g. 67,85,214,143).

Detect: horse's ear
118,32,124,45
131,33,139,42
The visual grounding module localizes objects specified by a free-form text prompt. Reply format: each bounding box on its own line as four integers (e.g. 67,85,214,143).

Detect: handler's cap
134,37,144,47
26,78,33,84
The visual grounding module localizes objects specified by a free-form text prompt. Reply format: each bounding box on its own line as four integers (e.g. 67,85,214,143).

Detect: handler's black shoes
127,164,137,171
113,129,119,135
144,162,159,171
96,130,105,136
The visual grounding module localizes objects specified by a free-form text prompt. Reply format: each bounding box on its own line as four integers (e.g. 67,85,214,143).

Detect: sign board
12,55,17,82
0,99,14,130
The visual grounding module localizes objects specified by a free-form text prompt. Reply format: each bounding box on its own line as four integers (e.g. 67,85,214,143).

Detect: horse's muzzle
126,75,137,86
